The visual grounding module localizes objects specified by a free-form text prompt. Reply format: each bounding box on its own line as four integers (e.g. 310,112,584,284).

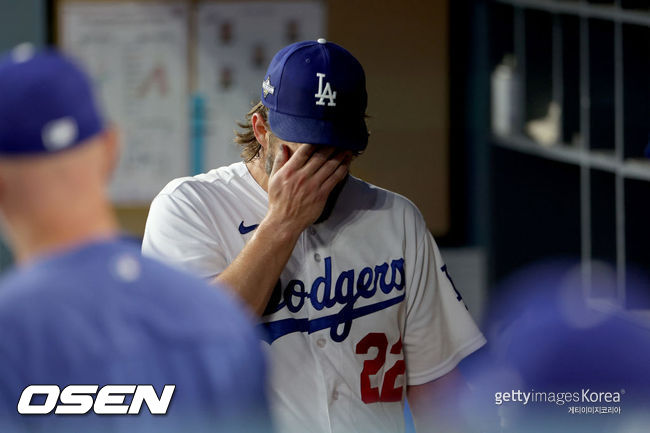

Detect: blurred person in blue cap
460,259,650,433
143,39,486,433
0,45,272,433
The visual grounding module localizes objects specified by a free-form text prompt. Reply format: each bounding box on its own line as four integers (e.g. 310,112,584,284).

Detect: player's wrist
258,214,304,244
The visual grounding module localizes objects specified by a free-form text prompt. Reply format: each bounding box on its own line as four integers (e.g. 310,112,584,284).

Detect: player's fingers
300,146,337,177
270,144,289,178
318,155,351,195
282,143,317,172
312,150,350,183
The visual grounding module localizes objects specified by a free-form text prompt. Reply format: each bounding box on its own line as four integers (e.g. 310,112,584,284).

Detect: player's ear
0,166,12,230
251,113,270,151
0,160,12,209
99,126,120,179
0,169,5,207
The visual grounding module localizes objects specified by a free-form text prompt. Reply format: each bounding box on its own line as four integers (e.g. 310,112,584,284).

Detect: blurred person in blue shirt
0,45,272,433
462,259,650,433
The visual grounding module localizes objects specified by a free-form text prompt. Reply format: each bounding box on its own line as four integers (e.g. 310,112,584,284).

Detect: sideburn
265,133,281,175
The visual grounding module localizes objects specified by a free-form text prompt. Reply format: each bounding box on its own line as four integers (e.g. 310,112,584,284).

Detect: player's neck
246,157,270,192
7,195,119,264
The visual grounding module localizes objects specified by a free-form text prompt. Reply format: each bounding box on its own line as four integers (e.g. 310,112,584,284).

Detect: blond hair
234,101,268,162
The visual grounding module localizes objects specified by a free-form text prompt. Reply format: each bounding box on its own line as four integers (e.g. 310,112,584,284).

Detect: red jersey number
355,332,405,403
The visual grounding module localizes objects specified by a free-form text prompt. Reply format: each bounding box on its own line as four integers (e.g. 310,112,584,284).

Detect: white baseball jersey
143,161,486,433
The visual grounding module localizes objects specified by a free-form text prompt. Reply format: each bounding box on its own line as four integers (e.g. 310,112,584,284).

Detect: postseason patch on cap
0,45,104,156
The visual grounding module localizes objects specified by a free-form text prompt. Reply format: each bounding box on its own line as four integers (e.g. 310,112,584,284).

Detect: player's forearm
213,215,302,316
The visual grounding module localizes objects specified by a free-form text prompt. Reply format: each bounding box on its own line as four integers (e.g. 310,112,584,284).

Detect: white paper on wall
196,1,325,170
61,2,190,204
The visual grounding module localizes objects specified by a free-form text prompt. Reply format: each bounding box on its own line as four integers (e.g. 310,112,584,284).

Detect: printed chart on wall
60,2,189,203
196,1,325,170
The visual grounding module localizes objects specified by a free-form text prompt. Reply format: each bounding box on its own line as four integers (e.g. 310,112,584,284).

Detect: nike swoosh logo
238,221,259,235
260,294,405,344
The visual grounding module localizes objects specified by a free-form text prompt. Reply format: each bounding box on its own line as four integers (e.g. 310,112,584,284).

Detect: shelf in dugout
495,0,650,26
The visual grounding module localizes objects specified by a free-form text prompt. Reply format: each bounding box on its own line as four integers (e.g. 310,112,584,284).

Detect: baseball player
0,46,271,433
143,39,486,433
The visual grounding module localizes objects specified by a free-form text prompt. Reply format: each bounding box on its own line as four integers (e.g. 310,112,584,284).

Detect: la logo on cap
314,73,336,107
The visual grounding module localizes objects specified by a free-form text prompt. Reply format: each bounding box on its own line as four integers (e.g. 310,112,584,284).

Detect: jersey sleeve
402,209,486,386
142,191,229,280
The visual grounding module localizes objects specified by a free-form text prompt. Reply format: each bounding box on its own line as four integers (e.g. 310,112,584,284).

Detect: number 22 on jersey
355,332,405,403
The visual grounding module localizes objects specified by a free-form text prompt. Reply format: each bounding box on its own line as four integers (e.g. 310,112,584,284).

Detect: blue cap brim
268,109,368,152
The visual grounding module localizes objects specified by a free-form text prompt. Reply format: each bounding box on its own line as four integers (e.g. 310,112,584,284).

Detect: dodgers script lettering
262,256,405,343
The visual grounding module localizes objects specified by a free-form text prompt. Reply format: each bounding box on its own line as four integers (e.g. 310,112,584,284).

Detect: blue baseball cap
0,45,104,156
261,39,368,152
